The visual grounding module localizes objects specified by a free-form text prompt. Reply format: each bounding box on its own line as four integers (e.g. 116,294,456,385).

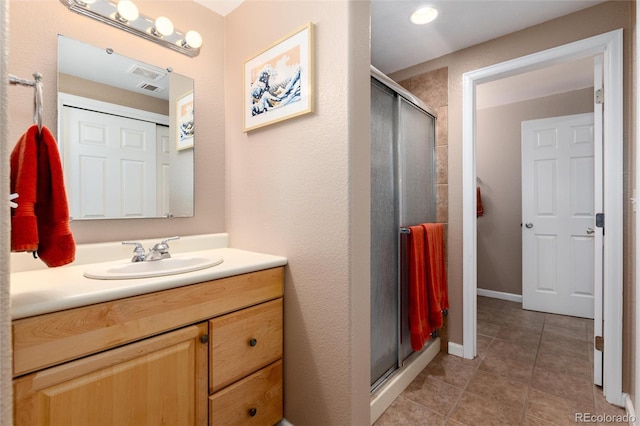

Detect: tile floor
374,296,627,426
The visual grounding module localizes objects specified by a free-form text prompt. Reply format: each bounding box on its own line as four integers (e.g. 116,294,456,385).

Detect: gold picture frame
243,22,314,132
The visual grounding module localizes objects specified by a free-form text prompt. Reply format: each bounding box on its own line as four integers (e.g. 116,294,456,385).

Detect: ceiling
197,0,606,107
369,0,606,75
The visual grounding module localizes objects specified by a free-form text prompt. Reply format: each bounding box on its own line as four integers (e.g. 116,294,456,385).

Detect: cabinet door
209,298,283,392
14,323,208,426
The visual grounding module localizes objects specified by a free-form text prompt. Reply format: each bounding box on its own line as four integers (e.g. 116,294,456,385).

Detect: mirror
57,35,194,220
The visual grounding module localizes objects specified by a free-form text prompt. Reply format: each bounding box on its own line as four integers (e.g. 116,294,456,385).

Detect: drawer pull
248,407,258,417
249,338,258,347
200,334,209,344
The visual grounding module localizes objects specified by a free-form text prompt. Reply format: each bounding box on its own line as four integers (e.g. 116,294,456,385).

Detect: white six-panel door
522,113,597,319
62,106,158,219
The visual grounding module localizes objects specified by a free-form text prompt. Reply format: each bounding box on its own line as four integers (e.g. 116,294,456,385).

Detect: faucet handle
147,236,180,261
122,241,146,262
160,236,180,245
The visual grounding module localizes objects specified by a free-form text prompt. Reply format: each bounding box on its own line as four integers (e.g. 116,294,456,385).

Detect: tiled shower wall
399,68,449,350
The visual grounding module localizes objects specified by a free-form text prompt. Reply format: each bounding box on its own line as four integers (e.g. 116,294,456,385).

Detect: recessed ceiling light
411,6,438,25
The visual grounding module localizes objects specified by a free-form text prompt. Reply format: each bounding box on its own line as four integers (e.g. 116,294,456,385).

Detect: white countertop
11,242,287,320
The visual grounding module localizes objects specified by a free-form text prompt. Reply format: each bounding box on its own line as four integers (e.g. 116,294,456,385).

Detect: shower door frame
370,66,438,393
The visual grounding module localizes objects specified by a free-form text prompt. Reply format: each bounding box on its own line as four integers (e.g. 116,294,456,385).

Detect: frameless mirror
57,35,194,220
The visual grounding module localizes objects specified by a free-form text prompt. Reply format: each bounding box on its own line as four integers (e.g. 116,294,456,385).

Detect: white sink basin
84,255,223,280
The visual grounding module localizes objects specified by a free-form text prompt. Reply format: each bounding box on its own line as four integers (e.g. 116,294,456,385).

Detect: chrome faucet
122,241,147,262
146,236,180,261
122,236,180,262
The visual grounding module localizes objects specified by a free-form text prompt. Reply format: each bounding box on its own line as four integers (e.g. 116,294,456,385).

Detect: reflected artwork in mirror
57,35,194,220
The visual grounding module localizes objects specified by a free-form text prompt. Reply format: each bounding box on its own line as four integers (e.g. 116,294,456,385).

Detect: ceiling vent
128,64,166,82
137,82,163,93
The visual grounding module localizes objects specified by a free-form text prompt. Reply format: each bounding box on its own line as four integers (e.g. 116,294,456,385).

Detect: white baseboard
447,342,464,358
476,288,522,303
626,393,637,426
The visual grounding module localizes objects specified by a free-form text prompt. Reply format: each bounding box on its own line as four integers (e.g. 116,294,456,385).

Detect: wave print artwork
243,23,313,131
250,64,302,117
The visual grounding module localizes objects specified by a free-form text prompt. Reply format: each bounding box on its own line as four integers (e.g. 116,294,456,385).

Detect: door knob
525,223,533,229
586,227,595,234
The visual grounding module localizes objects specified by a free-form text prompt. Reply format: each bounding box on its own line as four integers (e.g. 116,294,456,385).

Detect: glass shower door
370,79,399,389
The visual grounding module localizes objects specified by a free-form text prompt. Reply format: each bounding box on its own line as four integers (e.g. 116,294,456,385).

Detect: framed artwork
176,92,194,150
243,22,314,132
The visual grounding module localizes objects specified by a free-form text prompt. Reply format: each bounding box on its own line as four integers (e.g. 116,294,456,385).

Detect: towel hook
33,72,43,132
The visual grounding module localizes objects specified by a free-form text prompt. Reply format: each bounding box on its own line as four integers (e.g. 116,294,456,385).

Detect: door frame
461,29,624,406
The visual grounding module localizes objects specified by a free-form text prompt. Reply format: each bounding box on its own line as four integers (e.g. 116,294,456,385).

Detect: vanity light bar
59,0,202,58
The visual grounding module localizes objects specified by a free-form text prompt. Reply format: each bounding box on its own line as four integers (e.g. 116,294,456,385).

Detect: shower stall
370,66,438,417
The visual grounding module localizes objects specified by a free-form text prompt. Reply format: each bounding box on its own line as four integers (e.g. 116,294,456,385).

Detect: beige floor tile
542,323,590,342
465,369,528,408
373,396,446,426
544,314,588,332
530,367,594,404
449,392,523,426
539,332,590,360
505,308,547,326
494,324,542,349
479,350,535,384
402,375,464,417
525,389,594,426
477,320,500,337
421,353,478,388
476,334,494,360
534,350,592,380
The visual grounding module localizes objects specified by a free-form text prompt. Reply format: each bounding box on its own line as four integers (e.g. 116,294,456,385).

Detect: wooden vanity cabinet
12,267,284,426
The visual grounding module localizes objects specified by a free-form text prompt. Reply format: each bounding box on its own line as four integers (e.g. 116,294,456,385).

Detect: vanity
10,234,287,426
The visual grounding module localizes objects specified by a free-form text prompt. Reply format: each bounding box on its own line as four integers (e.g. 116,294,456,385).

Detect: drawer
209,298,282,393
209,360,282,426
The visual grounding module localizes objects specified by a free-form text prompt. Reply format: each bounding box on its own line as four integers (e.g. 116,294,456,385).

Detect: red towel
10,125,75,267
407,225,432,351
477,186,484,217
422,223,448,329
10,125,39,252
36,126,75,267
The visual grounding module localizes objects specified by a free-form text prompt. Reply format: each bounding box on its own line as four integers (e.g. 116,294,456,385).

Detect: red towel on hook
35,126,75,267
422,223,449,330
10,125,75,267
407,225,433,351
10,125,39,252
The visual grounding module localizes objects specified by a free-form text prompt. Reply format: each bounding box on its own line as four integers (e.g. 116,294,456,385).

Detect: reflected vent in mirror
137,82,162,93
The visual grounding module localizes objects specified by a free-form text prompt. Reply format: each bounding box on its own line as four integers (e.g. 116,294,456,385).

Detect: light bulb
116,0,139,22
154,16,174,37
410,6,438,25
184,30,203,49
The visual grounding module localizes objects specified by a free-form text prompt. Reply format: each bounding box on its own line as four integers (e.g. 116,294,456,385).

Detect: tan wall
476,88,594,295
8,0,225,243
224,1,371,424
390,0,633,386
